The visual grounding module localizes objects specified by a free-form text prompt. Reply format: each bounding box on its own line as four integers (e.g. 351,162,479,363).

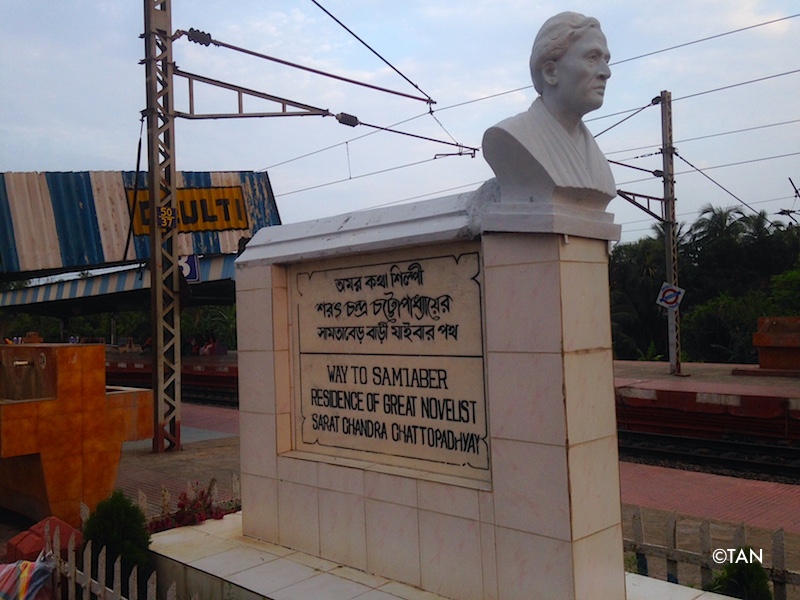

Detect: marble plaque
289,242,489,481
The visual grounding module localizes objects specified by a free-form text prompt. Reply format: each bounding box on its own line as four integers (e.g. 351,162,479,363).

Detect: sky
1,0,798,244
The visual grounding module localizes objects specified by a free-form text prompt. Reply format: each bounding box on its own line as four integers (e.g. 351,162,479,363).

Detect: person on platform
483,11,616,200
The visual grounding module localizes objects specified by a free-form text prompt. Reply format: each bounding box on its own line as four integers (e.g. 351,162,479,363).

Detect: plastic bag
0,554,55,600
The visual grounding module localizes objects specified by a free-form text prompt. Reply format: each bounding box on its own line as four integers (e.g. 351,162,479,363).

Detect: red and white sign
656,282,685,309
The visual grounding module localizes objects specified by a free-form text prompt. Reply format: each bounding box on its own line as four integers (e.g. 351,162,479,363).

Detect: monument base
236,189,625,599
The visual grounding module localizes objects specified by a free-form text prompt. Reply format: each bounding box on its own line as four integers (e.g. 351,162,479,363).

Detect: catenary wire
309,0,435,104
267,15,799,201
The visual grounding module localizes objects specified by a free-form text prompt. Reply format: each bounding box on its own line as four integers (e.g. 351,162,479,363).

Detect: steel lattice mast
660,90,682,376
144,0,181,452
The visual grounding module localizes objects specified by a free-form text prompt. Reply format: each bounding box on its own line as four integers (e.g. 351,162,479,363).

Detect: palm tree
738,210,776,243
690,204,744,247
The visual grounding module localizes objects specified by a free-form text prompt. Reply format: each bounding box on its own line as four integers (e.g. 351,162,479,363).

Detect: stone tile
495,526,574,600
271,264,288,288
272,286,290,352
481,232,559,267
419,511,482,600
193,511,243,538
572,524,626,600
318,462,365,495
151,554,187,600
319,489,367,570
365,499,420,587
484,262,562,353
241,475,278,542
568,436,622,539
417,480,479,521
236,288,273,352
240,413,276,478
227,557,317,596
274,350,292,415
270,572,372,600
330,566,389,589
563,349,616,444
287,551,340,572
480,523,498,600
625,572,710,600
189,545,280,577
559,260,612,352
559,235,609,264
185,567,223,599
278,480,319,555
376,581,451,599
276,412,292,454
352,591,404,600
478,490,494,525
237,351,275,414
236,263,272,291
277,455,318,486
487,351,565,445
491,439,570,540
152,531,241,563
363,471,417,507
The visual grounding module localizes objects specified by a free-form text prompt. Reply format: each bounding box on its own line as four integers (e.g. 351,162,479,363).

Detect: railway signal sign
656,282,685,310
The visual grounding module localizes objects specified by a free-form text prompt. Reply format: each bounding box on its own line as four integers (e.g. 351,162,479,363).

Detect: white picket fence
624,505,800,600
44,523,163,600
40,473,242,600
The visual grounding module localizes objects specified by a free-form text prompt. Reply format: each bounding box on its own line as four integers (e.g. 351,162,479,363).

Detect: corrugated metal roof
0,255,236,309
0,171,280,277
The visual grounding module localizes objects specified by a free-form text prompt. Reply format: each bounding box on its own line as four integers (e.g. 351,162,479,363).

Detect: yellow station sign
126,186,249,234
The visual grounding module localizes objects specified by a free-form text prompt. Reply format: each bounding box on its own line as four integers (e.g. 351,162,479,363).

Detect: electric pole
144,0,181,451
660,90,682,375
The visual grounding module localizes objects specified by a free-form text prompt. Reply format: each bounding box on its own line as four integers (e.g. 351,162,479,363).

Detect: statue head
529,12,610,120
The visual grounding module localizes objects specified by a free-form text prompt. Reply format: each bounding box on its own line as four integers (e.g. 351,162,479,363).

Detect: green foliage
83,490,152,590
181,305,237,351
708,548,772,600
610,210,800,363
682,292,776,363
637,341,663,362
770,269,800,315
0,305,235,349
0,311,61,341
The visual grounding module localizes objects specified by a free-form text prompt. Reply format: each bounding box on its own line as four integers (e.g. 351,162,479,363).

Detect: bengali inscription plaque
289,242,488,481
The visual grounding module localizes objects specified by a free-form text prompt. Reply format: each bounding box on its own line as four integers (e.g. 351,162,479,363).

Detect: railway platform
2,361,799,596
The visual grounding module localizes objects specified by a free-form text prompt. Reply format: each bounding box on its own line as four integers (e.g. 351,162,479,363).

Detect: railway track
619,430,800,481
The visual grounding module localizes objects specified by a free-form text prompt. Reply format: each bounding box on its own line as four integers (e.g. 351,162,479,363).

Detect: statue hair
530,12,603,94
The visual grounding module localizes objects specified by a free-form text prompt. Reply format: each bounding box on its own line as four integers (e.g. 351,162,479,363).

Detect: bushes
82,490,152,592
708,548,772,600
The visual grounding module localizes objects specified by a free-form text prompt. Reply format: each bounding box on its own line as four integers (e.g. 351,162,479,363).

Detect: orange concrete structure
0,344,152,527
753,317,800,372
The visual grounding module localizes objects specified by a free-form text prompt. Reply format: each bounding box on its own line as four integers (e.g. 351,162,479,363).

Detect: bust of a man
483,12,616,203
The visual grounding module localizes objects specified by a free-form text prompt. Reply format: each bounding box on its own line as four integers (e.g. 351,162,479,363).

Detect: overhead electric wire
618,194,795,229
309,0,435,104
673,151,776,223
177,28,432,104
606,118,800,156
279,156,440,197
616,151,800,187
611,13,799,66
263,12,799,201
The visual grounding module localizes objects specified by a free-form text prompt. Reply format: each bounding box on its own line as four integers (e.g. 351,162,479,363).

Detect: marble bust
483,12,616,203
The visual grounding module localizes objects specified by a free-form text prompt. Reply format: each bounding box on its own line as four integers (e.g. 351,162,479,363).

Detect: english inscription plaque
289,242,488,481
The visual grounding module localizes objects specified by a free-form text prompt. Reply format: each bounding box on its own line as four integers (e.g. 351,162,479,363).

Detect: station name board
125,186,249,234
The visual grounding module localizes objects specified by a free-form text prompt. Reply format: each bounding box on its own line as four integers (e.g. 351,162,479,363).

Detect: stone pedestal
236,186,626,599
